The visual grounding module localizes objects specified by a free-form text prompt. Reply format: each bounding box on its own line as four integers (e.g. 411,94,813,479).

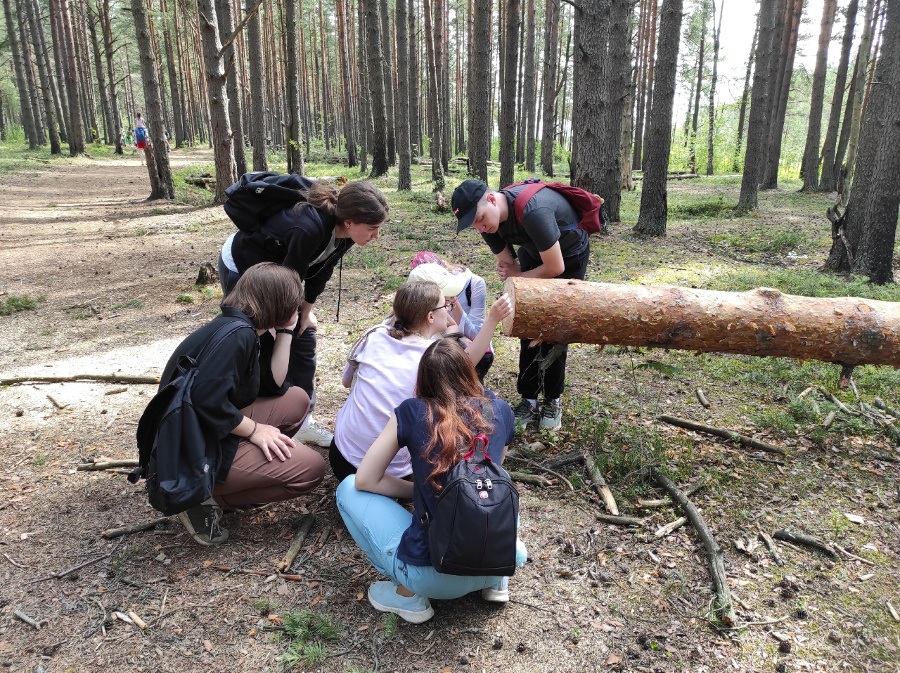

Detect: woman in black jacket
158,263,327,545
218,180,389,448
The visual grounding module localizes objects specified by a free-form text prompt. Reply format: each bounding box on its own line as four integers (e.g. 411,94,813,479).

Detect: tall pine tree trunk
379,0,396,164
539,0,559,176
633,0,683,236
357,0,371,171
131,0,174,198
423,0,444,188
84,0,111,146
336,0,358,167
819,0,859,192
600,0,632,222
57,0,86,153
760,0,802,189
364,0,389,176
24,0,61,153
18,0,45,144
245,0,266,169
522,0,537,173
217,0,247,176
688,0,707,176
283,0,304,173
705,0,723,175
736,0,777,211
733,17,757,171
195,0,235,200
499,0,520,188
396,0,411,189
3,0,40,147
408,1,421,158
468,0,492,181
799,0,837,191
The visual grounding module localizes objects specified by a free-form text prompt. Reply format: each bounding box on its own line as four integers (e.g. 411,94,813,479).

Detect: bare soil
0,152,898,673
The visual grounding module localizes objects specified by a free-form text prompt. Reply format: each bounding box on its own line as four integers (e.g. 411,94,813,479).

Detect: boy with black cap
451,178,590,431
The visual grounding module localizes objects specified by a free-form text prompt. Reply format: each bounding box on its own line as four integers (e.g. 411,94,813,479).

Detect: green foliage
109,299,144,311
698,268,900,302
32,454,48,466
175,294,194,303
278,609,341,670
381,613,399,639
252,598,279,615
0,294,45,316
669,195,735,220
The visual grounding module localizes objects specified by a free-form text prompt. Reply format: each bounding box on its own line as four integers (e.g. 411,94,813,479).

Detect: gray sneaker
293,417,334,448
513,399,538,432
178,498,229,545
539,399,562,431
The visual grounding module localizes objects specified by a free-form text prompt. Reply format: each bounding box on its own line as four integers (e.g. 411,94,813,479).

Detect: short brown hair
221,262,302,329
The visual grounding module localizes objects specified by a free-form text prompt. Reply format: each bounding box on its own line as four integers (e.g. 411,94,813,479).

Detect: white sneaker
481,576,510,603
293,417,334,448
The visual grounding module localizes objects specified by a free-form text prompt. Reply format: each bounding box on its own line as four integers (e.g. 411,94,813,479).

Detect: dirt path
0,154,898,673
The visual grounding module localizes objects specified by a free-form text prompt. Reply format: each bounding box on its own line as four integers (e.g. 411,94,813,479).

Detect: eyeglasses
432,302,453,312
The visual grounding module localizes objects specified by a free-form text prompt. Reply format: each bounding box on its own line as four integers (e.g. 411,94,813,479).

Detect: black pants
515,243,590,401
328,439,357,483
219,253,318,409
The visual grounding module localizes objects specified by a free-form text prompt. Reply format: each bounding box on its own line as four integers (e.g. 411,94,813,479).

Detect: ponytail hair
387,281,442,340
415,339,492,490
294,180,389,225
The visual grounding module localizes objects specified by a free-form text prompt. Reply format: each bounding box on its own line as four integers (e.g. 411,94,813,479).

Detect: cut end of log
501,277,517,336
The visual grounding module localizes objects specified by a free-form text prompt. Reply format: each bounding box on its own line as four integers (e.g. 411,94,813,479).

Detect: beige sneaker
293,417,334,448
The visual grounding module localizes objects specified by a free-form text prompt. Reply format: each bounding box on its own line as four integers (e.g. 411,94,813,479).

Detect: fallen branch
13,609,44,629
104,387,129,396
696,388,711,409
757,532,784,566
655,516,688,538
874,398,900,419
46,394,66,409
211,565,306,582
658,415,787,456
0,374,160,387
544,450,587,470
505,456,574,490
508,471,551,487
2,552,26,568
583,454,619,515
278,514,315,573
650,467,737,627
746,456,786,467
638,476,708,508
78,459,140,471
832,544,875,566
596,513,644,527
102,518,170,539
773,529,840,561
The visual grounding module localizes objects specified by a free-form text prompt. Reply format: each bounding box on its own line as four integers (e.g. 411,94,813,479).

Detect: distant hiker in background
409,251,494,381
134,113,148,166
452,179,592,433
219,180,389,449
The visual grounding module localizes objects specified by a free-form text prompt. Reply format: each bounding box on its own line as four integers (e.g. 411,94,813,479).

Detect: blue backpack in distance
134,126,147,143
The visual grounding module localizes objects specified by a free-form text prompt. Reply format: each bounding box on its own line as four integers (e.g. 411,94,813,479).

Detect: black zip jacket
157,307,289,482
230,204,354,305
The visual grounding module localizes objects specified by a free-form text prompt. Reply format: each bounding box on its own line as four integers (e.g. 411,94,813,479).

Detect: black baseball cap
452,179,488,233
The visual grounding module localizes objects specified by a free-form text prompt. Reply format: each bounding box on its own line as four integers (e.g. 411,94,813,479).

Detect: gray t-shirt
481,185,588,259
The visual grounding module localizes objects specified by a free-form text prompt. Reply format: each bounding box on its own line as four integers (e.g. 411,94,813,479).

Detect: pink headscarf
411,251,443,270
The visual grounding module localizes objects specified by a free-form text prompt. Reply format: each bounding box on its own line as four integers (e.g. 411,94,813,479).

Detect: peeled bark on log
501,278,900,367
650,467,737,627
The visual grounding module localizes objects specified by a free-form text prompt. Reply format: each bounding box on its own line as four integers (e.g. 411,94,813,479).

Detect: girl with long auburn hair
218,180,390,448
330,281,511,481
335,339,525,624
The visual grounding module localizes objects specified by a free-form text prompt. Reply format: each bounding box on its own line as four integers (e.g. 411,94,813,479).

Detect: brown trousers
213,386,327,508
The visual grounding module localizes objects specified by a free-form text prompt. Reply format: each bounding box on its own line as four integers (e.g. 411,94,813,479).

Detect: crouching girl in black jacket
157,263,326,545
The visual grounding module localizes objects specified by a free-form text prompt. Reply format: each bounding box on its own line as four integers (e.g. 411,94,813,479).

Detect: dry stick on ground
508,471,551,487
505,456,574,490
78,460,140,471
773,529,840,561
211,565,306,581
278,514,315,572
46,394,66,409
102,518,170,539
638,476,708,508
874,398,900,419
596,513,645,527
27,551,114,584
544,450,589,470
832,544,876,566
696,388,711,408
657,415,787,456
13,609,44,629
649,467,737,627
655,516,688,538
583,454,619,515
758,532,784,566
0,374,160,386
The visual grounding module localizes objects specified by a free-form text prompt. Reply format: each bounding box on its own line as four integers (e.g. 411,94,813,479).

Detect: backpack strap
511,180,547,226
195,319,254,364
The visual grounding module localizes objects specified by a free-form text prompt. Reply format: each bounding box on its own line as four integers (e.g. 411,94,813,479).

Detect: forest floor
0,147,898,673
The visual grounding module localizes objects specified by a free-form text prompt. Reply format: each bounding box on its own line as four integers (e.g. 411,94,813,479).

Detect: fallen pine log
501,278,900,368
657,415,787,456
0,374,160,386
773,528,840,560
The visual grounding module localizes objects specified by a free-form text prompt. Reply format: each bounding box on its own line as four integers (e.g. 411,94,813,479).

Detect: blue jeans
335,475,503,599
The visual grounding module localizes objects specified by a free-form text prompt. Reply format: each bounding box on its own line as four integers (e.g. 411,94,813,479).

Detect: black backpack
416,433,519,577
130,320,253,516
223,171,316,233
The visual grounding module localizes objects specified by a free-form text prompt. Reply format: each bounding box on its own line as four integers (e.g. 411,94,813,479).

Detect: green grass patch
109,299,144,311
708,226,805,254
0,294,46,316
698,267,900,301
669,195,736,220
175,294,194,303
277,609,341,669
